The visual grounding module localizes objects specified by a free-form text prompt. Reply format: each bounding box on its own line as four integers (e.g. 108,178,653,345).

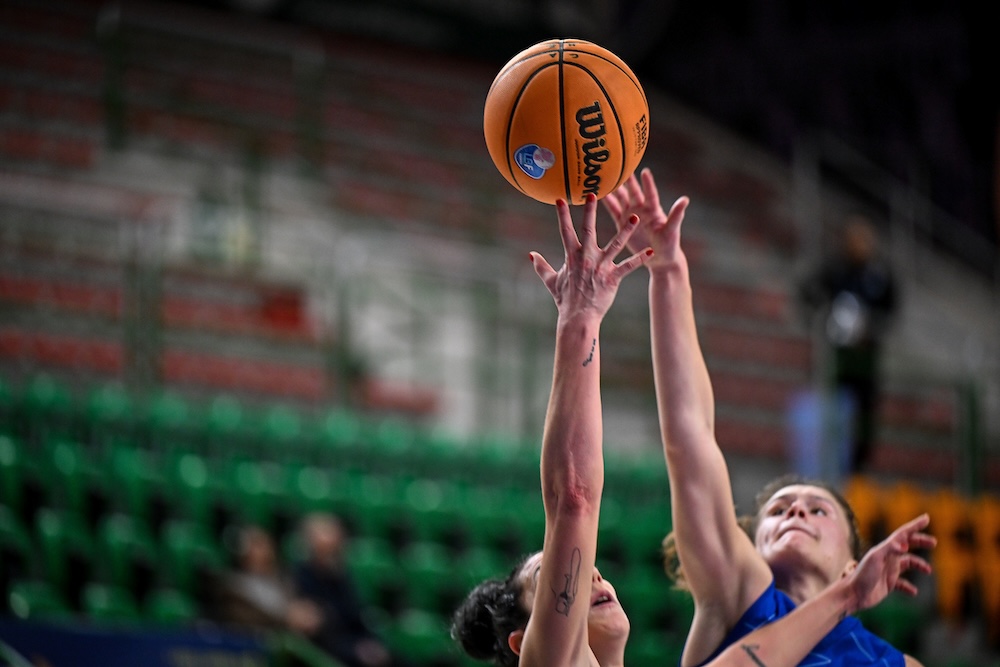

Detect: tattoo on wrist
582,338,596,366
554,548,582,616
741,644,767,667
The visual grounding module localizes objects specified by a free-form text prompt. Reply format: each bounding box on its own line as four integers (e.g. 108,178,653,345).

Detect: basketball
483,38,649,205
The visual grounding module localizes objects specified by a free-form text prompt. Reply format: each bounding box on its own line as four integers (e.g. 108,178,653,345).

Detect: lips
591,591,616,608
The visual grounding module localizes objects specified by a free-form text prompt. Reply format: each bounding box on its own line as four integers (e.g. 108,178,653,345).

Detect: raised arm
709,513,934,667
518,194,649,667
603,169,772,662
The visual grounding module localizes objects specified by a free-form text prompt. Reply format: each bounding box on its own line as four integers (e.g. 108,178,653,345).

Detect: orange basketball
483,38,649,205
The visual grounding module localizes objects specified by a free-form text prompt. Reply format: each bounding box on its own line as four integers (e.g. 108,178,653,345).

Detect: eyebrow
767,493,837,508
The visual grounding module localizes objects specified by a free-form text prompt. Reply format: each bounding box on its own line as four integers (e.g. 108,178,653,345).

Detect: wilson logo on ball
576,101,609,197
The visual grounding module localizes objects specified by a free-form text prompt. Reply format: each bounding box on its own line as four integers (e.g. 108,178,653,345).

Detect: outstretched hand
602,167,689,269
848,513,935,613
530,193,652,320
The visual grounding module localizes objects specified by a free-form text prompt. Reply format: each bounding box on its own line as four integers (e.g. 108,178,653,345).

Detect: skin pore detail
740,644,767,667
554,548,582,615
582,338,596,366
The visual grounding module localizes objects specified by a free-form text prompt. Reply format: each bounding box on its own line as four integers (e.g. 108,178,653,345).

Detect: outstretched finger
578,193,598,248
600,214,640,263
601,190,625,228
903,553,933,574
529,251,558,296
663,195,690,233
625,172,644,207
639,167,661,211
554,199,581,256
611,247,654,282
895,578,919,597
888,514,931,544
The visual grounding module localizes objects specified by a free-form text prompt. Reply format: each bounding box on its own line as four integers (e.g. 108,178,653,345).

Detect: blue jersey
696,581,905,667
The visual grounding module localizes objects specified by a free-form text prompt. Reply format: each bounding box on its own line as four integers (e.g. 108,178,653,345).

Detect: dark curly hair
450,554,533,667
662,474,865,586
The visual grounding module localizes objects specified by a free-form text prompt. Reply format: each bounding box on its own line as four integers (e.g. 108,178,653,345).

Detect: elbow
543,481,602,518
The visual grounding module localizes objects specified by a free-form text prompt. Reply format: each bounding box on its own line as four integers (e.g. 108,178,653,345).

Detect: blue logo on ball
514,144,555,179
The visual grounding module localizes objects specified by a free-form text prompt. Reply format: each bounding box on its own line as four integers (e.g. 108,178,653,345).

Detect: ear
507,629,525,656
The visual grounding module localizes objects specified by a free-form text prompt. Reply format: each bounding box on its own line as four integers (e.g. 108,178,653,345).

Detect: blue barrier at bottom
0,617,268,667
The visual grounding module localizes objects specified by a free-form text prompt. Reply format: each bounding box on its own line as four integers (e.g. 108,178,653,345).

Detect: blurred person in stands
292,512,403,667
602,168,929,666
211,524,322,637
799,214,899,475
450,194,933,667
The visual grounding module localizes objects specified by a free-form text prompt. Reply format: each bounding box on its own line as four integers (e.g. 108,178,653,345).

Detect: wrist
828,575,860,617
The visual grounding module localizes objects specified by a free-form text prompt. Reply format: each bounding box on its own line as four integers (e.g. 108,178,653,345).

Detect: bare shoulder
904,654,925,667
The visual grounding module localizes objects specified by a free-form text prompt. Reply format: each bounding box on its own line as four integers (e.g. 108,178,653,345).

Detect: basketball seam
502,60,561,199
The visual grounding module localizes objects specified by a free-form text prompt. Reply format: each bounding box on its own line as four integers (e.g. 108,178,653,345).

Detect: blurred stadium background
0,0,998,665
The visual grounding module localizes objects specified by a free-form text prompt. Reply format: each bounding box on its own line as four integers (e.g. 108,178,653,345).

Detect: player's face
754,484,856,582
516,552,630,650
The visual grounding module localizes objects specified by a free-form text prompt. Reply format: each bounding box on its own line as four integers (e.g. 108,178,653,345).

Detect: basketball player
450,194,933,667
601,168,933,666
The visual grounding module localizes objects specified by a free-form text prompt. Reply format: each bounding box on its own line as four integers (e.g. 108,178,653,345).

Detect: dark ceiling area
182,0,999,258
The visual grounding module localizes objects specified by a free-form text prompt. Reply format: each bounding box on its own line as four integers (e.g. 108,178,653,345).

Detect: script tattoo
554,548,582,615
582,338,596,366
740,644,767,667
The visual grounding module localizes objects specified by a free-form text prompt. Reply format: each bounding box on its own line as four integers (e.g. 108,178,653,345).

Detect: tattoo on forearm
554,548,582,615
740,644,767,667
582,338,596,366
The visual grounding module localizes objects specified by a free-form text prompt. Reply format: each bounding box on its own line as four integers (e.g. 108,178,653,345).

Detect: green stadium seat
144,587,199,626
84,382,135,451
0,435,25,517
7,579,72,620
258,403,307,456
353,473,414,548
0,505,32,604
283,463,334,515
204,394,249,456
108,445,164,530
167,452,216,532
142,389,198,452
159,519,225,598
399,541,455,614
312,407,364,465
403,478,467,550
82,582,140,623
42,439,101,525
94,512,160,601
19,373,77,445
386,609,458,666
34,507,95,608
455,546,508,593
347,536,405,616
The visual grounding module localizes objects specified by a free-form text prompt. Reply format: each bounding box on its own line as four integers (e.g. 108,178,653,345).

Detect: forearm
540,312,605,513
712,579,855,667
649,262,715,447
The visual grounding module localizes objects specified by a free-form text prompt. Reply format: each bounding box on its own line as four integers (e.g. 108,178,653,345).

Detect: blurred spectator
211,525,323,636
799,215,899,474
292,513,404,667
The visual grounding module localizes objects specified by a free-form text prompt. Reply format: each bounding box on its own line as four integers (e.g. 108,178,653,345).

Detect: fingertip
645,248,654,256
629,214,639,225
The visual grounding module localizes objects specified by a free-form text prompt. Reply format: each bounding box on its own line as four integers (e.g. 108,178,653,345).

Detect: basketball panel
503,63,570,203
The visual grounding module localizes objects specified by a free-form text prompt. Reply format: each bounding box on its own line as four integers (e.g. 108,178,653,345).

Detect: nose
592,568,603,583
785,499,807,518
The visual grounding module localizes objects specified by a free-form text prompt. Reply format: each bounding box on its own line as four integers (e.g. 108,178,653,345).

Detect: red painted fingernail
646,249,654,256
